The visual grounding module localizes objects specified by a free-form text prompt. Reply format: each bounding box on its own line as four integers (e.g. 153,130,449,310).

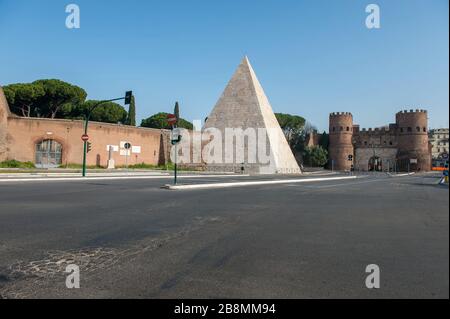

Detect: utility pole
82,91,132,177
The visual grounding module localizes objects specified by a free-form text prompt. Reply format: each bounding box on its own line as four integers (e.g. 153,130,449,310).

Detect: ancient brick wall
6,117,169,167
0,87,10,161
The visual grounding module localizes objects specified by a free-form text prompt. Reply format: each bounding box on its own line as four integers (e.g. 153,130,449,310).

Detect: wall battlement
330,112,353,118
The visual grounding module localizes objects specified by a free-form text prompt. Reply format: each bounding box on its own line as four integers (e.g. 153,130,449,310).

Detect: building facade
328,110,432,172
0,86,170,168
429,128,449,159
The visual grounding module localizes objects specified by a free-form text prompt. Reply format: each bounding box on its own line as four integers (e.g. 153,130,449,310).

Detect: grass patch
0,160,36,169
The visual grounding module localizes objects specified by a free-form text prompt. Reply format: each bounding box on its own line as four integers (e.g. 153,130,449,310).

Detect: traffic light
87,142,92,153
124,91,133,105
348,155,353,161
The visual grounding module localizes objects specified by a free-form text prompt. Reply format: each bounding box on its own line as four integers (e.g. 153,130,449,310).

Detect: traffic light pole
174,143,178,185
82,94,132,177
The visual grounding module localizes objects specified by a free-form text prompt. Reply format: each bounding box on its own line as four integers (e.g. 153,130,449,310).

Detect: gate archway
35,139,63,168
368,156,382,172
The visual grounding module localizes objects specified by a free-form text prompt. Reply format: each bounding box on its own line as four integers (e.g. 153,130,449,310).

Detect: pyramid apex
242,55,251,65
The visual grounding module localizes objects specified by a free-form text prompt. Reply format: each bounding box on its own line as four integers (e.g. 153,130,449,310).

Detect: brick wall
6,117,169,167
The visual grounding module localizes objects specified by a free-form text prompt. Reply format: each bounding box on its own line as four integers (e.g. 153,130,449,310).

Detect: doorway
368,156,382,172
35,139,62,168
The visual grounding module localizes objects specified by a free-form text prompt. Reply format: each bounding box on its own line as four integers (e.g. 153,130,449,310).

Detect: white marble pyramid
203,57,301,174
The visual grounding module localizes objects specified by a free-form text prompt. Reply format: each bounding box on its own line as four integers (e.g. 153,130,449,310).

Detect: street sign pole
167,114,179,185
82,119,89,177
174,143,178,185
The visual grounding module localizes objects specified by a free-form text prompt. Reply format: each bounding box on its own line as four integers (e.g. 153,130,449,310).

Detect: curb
0,174,251,183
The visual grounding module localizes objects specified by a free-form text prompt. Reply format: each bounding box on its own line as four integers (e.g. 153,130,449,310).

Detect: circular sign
167,114,177,125
81,134,89,142
124,142,132,150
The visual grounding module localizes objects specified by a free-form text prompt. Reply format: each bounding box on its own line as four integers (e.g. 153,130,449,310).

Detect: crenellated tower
329,112,354,171
395,109,431,171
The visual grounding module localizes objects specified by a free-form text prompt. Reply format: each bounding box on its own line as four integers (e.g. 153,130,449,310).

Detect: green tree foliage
34,79,87,118
126,95,136,126
318,131,330,150
275,113,309,156
141,112,193,130
275,113,306,142
3,83,45,117
174,101,180,125
62,100,128,124
4,79,87,119
303,146,329,167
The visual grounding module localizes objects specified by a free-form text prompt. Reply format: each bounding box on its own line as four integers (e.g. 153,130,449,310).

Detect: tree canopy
303,146,329,167
126,95,136,126
275,113,306,139
174,102,180,125
34,79,87,118
141,112,193,130
3,83,45,117
3,79,87,119
61,100,128,124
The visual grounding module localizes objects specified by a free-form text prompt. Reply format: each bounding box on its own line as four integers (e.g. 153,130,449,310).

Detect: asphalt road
0,173,448,299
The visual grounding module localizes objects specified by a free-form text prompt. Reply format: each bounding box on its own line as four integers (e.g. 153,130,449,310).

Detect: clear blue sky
0,0,448,131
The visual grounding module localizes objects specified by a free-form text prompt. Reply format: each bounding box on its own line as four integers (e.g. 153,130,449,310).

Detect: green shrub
0,160,36,169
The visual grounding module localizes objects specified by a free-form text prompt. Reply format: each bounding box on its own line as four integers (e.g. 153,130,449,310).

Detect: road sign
171,128,182,145
410,158,418,164
81,134,89,142
124,142,132,150
167,114,177,126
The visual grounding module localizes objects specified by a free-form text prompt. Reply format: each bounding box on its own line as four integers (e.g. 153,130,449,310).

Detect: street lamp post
82,91,132,177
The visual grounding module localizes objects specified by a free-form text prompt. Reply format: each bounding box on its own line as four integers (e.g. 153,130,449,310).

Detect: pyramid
203,57,301,174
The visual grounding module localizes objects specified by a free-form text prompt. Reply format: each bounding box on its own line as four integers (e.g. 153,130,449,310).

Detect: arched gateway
35,139,63,168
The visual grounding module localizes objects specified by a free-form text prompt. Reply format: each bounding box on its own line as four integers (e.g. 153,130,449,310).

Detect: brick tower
329,112,354,171
395,109,431,171
0,86,10,161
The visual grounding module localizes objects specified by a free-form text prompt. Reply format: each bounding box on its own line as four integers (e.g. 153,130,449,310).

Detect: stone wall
0,87,10,161
354,147,398,171
6,117,169,167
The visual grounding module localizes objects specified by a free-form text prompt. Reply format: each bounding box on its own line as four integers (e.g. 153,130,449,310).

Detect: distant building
328,110,432,172
305,130,323,148
428,128,449,159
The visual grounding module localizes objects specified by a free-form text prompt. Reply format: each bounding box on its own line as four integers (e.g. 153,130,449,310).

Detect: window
407,127,412,132
332,127,336,132
340,126,343,131
364,141,368,146
423,127,426,132
346,127,350,131
416,127,420,132
389,141,393,145
400,128,404,133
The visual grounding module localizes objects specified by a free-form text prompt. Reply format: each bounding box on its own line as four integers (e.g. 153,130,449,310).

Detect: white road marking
163,176,363,190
